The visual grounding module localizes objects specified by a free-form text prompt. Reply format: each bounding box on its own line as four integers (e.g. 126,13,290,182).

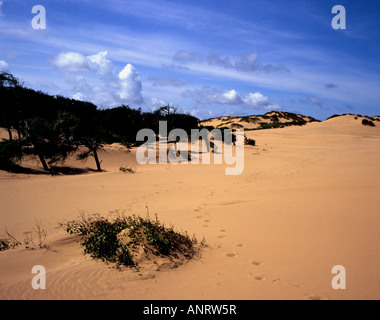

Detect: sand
1,114,380,300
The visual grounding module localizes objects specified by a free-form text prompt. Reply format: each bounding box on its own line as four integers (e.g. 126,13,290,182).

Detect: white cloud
149,76,188,87
87,51,114,78
0,1,4,17
173,51,203,64
182,85,280,110
223,89,241,104
308,96,322,105
53,52,90,72
0,59,9,72
182,86,241,105
172,50,289,74
52,51,144,107
243,92,280,110
53,51,115,78
118,64,143,105
300,95,323,106
145,97,168,110
73,92,86,101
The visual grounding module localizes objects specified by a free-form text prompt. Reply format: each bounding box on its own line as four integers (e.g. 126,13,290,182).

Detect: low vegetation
362,119,376,127
119,166,136,174
0,219,48,251
0,230,21,251
244,136,256,146
62,213,200,270
201,111,318,132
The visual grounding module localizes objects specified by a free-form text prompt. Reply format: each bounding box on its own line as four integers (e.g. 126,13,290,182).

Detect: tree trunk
37,153,49,171
92,148,102,171
7,128,12,141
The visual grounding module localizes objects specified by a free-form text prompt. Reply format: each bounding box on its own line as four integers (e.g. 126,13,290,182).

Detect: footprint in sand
250,260,265,266
278,282,305,289
236,243,245,248
216,229,227,238
249,273,266,281
204,220,210,223
226,253,237,258
137,273,156,280
196,215,203,219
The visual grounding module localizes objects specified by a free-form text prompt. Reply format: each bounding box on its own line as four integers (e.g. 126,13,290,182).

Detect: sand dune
199,111,319,130
1,114,380,300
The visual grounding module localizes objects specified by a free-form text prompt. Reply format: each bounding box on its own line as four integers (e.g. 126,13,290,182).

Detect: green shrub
62,214,197,268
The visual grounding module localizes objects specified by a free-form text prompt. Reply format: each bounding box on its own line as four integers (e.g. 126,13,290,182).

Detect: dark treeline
0,72,199,172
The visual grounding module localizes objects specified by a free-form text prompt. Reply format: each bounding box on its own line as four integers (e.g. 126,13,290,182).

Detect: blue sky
0,0,379,120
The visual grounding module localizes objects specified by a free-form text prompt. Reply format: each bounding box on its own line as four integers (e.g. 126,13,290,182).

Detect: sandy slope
1,114,380,300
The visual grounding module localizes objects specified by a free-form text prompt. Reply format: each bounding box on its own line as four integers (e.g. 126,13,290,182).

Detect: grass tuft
0,229,21,251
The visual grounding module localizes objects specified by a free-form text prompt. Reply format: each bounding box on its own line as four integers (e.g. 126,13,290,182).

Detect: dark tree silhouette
0,72,200,173
0,72,24,141
22,117,76,171
76,139,103,172
0,140,23,170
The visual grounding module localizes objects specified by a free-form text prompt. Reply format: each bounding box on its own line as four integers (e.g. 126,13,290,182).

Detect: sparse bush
34,218,47,248
270,115,279,123
0,238,10,251
231,123,244,128
119,166,136,174
0,230,21,251
362,119,375,127
62,214,198,269
244,136,256,146
239,116,259,123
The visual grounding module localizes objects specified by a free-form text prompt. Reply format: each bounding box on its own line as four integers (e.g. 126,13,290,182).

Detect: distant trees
153,105,199,136
0,72,200,172
98,105,144,145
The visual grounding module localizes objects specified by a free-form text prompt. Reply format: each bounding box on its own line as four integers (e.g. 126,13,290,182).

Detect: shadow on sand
2,165,101,176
